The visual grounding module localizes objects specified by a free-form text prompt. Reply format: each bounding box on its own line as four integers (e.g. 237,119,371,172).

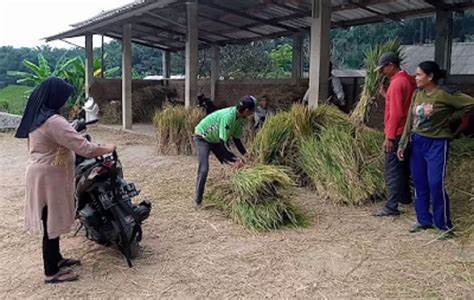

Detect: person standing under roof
373,52,416,217
398,61,474,239
254,95,275,131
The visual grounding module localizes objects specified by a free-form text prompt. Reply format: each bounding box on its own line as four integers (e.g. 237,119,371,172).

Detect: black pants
42,206,63,276
383,137,412,212
193,136,237,204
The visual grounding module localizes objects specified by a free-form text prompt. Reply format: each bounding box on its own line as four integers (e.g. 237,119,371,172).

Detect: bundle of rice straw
446,138,474,243
351,39,403,126
251,104,352,173
205,164,306,230
299,127,385,205
153,105,204,155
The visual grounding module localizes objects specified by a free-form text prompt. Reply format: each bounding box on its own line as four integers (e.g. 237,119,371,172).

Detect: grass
205,164,307,230
0,85,31,115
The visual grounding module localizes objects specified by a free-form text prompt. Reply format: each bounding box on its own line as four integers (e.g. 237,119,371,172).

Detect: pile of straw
251,104,351,172
299,127,384,205
446,138,474,243
351,40,402,125
205,164,306,230
252,103,385,205
153,105,204,155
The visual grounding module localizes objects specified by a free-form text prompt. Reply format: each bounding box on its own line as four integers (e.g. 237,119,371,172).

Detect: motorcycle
72,98,152,267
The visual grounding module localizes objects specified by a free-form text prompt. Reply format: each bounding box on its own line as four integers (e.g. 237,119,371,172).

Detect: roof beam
144,11,239,41
335,1,474,27
145,11,187,29
136,21,214,44
270,1,310,16
197,13,264,37
199,1,299,33
104,31,177,51
217,12,308,36
348,0,400,22
335,7,433,27
423,0,450,10
333,0,398,12
129,26,186,45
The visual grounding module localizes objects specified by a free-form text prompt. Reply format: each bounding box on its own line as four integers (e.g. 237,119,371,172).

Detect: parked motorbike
72,98,151,267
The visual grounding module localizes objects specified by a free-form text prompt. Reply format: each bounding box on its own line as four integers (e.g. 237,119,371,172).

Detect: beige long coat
25,115,99,239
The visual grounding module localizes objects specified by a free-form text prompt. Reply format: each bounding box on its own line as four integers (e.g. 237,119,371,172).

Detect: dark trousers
42,206,63,276
410,134,452,231
193,136,236,204
383,137,411,212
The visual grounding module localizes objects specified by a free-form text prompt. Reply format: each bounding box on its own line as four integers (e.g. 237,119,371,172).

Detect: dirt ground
0,126,472,299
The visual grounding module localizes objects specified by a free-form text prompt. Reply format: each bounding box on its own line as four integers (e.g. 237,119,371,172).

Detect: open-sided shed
45,0,474,129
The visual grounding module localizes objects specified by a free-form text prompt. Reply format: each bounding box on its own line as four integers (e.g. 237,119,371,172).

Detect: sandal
58,258,81,269
44,269,79,284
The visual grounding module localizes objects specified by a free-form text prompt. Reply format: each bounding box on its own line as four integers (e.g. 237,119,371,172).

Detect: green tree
266,43,292,78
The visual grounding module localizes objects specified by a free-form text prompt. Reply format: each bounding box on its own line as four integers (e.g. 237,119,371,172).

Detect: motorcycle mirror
83,97,100,123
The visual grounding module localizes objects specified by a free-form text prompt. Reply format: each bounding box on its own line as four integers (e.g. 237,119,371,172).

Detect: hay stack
205,164,306,230
153,105,204,155
351,40,402,126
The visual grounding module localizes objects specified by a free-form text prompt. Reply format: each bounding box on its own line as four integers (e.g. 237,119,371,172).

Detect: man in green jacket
193,95,256,208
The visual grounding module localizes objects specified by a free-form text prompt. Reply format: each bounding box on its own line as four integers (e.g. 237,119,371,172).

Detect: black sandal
44,270,79,284
58,258,81,269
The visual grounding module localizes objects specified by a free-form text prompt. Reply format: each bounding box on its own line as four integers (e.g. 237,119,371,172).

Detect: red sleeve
385,79,406,140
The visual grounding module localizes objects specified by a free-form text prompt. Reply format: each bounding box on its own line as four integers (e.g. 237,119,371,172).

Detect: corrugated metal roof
401,42,474,75
45,0,474,51
70,0,151,28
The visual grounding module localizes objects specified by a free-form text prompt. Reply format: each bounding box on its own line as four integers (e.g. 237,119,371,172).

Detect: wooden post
85,34,94,98
122,24,133,130
210,45,220,101
308,0,331,108
434,9,453,73
185,1,198,108
292,33,303,80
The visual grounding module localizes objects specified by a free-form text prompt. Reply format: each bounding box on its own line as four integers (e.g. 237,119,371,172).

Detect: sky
0,0,132,48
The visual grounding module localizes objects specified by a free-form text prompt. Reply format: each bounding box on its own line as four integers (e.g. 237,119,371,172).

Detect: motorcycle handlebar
85,119,98,125
95,150,118,164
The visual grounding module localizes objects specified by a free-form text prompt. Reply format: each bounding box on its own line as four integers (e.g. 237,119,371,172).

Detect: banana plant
61,55,119,107
7,54,61,86
8,53,119,108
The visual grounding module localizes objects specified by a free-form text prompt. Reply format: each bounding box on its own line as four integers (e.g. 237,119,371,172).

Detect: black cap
376,52,400,71
238,95,256,110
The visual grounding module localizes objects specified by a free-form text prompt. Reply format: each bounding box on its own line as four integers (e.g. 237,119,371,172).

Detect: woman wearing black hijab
16,77,116,283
